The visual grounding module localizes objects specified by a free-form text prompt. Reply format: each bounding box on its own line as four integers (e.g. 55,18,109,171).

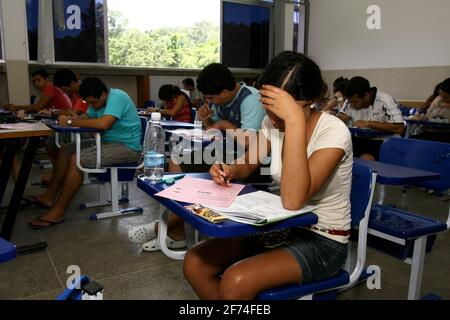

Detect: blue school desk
349,127,393,138
137,173,318,260
353,158,445,300
160,120,200,131
353,158,440,186
404,119,450,138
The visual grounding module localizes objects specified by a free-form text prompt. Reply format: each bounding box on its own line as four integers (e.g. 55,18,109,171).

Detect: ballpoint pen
219,163,230,185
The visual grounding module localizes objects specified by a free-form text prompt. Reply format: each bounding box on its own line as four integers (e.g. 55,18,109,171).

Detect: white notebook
208,191,317,226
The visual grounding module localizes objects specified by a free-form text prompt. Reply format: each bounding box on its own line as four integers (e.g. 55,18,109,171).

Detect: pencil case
185,204,225,224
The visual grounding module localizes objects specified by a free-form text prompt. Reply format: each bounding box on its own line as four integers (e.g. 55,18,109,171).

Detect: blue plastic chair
0,237,16,264
258,162,377,300
78,117,148,220
57,275,103,300
367,137,449,299
398,105,414,117
144,100,156,108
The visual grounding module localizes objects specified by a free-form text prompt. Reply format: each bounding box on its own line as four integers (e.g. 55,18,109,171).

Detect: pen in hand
218,162,231,185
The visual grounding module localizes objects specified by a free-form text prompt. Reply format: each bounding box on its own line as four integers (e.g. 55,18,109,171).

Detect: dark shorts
352,137,384,160
242,228,348,284
282,229,348,284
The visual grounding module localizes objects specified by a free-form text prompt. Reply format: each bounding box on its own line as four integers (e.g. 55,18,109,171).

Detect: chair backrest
140,116,149,146
144,100,155,108
346,162,377,287
380,137,450,193
398,105,413,117
350,162,375,228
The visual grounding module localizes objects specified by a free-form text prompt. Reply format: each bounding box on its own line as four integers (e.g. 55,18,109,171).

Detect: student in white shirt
417,78,450,121
338,76,404,160
183,51,353,300
409,78,450,143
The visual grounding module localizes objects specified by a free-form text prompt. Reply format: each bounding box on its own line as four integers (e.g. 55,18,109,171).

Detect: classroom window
26,0,38,61
221,1,272,69
26,0,106,63
54,0,106,63
107,0,220,68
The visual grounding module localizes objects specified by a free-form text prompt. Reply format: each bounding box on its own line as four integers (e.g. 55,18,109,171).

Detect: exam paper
155,177,245,208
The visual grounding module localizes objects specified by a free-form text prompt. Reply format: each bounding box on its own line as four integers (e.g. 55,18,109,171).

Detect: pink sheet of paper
155,177,245,208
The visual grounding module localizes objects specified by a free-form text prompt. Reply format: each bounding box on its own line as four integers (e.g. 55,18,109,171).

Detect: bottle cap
151,112,161,121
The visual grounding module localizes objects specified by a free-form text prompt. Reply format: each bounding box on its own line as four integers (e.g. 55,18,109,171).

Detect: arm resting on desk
367,121,405,135
59,115,117,131
5,95,51,113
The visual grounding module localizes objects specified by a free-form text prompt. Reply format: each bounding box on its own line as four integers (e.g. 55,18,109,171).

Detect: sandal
141,236,187,252
29,217,65,230
128,221,158,244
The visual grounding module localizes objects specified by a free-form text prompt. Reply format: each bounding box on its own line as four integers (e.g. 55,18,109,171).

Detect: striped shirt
341,90,403,123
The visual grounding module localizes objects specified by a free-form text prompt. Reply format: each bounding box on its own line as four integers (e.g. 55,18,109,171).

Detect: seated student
146,85,192,123
409,78,450,143
321,77,350,114
39,68,89,185
423,82,442,111
27,77,142,228
337,76,404,161
128,63,266,252
182,78,204,109
183,51,353,300
412,78,450,122
4,70,72,113
53,68,88,116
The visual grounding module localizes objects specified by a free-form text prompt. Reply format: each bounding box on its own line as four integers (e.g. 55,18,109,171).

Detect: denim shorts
281,229,348,284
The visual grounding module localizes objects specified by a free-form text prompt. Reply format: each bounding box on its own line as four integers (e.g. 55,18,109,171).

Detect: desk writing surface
348,127,392,138
405,119,450,128
137,173,318,238
44,123,103,134
354,158,440,185
160,120,199,130
0,122,52,139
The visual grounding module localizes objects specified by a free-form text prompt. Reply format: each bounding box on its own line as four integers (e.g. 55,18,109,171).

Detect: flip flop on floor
28,217,65,230
22,195,52,209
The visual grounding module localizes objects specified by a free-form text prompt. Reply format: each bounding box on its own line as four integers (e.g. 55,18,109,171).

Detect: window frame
292,0,309,55
0,5,4,61
220,0,274,70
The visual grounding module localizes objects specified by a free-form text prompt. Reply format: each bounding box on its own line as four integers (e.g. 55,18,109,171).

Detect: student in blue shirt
196,63,266,132
28,77,142,229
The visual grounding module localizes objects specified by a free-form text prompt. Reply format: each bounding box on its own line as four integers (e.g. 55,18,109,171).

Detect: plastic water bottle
144,113,166,182
194,110,202,129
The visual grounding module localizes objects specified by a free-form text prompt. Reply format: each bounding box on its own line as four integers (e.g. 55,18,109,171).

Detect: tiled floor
1,166,449,300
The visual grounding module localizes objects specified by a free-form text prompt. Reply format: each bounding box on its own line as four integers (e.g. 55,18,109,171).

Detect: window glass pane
222,1,270,69
293,3,306,54
107,0,220,68
26,0,38,61
54,0,105,63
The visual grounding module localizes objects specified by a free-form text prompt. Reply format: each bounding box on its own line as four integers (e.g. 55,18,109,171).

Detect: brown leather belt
311,225,350,237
